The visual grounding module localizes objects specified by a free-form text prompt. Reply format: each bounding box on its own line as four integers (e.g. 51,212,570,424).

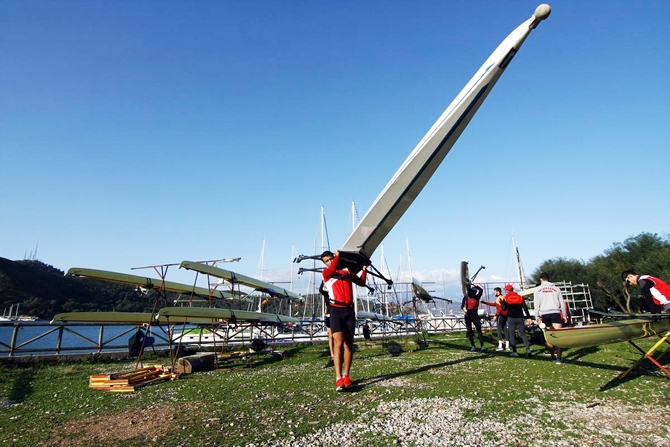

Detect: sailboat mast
406,237,414,279
289,244,295,293
512,234,526,290
351,201,357,234
258,237,266,282
320,206,326,252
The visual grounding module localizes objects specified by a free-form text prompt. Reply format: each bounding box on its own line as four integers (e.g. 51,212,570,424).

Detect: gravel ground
248,395,670,447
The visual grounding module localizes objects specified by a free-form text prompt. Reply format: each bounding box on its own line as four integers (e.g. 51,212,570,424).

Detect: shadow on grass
347,338,669,393
4,368,36,404
347,339,495,391
598,361,669,391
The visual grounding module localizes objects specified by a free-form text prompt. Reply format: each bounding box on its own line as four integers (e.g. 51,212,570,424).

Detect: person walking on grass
482,286,509,351
501,284,533,357
461,284,487,352
321,249,368,391
533,272,567,364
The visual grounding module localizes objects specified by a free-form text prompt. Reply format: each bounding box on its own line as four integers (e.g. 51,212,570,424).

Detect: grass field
1,332,668,446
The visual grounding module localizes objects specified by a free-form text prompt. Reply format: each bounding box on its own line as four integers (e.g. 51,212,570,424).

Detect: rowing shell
337,5,551,271
67,267,247,302
159,307,300,324
179,261,303,302
51,311,211,325
460,261,470,298
544,317,670,349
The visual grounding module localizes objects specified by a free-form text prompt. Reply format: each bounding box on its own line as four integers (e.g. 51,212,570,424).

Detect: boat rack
600,329,670,391
554,281,594,324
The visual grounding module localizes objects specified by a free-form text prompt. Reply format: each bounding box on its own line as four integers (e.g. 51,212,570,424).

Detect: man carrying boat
321,249,368,391
533,273,567,364
622,270,670,313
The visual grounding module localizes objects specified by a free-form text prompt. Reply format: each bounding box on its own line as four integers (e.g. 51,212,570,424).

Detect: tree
530,258,589,286
530,233,670,313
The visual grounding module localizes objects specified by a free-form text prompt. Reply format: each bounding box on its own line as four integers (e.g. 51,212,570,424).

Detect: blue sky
1,1,668,303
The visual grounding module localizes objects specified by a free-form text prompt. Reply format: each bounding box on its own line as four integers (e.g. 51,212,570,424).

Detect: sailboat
0,304,38,322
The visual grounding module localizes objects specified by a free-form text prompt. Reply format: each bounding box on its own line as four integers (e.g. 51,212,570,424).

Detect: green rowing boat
545,317,670,349
51,311,214,325
67,267,249,302
159,307,300,324
179,261,303,302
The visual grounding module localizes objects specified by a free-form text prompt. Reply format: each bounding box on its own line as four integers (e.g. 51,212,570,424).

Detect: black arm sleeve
639,279,662,313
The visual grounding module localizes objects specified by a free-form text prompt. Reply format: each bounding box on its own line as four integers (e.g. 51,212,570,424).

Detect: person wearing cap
501,284,533,357
460,284,487,352
482,287,509,351
321,249,368,391
621,270,670,313
533,272,567,364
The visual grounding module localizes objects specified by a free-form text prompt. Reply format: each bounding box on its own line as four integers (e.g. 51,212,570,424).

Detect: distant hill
0,258,158,320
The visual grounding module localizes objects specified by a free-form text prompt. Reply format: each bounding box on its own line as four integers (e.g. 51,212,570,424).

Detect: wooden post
176,352,216,374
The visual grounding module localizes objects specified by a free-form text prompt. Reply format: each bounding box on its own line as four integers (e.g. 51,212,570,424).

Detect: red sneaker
335,377,346,391
342,375,352,388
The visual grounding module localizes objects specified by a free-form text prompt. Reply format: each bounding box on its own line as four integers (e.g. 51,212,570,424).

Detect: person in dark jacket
502,284,533,357
461,284,486,352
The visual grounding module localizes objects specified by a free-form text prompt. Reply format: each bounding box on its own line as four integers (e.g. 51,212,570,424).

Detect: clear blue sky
1,1,668,301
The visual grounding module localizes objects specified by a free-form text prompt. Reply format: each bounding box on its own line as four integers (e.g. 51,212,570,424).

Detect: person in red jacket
501,284,533,357
622,270,670,313
321,250,368,391
482,286,509,351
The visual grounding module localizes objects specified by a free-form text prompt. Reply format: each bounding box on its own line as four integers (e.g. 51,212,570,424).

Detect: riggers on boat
544,317,670,349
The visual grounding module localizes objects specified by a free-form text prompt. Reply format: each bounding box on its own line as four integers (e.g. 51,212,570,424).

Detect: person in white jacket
533,272,568,364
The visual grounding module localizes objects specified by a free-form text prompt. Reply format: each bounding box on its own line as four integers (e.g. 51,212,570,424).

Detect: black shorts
541,313,563,327
330,306,355,335
325,314,331,329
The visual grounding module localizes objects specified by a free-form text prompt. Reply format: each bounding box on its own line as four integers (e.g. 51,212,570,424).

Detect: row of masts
248,204,531,320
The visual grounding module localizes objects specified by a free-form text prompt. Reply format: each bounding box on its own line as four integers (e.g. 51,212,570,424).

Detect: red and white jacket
322,253,367,308
639,275,670,312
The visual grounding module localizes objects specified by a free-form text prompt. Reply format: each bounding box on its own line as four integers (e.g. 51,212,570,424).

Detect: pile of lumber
88,365,175,392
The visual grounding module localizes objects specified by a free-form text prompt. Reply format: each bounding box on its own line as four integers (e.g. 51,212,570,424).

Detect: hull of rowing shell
544,318,670,349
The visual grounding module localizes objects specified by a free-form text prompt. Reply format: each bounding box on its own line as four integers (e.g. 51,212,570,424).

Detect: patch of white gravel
247,396,670,447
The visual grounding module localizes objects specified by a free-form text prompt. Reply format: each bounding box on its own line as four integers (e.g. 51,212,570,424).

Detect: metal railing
0,316,476,358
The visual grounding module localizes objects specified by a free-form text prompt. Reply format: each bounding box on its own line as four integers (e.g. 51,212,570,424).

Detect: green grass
1,333,668,446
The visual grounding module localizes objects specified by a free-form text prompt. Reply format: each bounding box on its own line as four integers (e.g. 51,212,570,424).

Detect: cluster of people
461,270,670,365
317,251,670,391
464,283,534,358
462,272,568,363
